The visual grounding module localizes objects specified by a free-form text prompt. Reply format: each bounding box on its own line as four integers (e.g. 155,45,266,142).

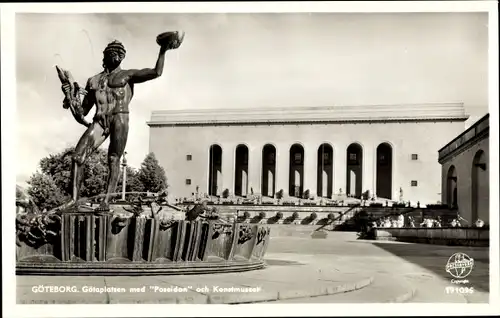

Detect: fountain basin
16,212,271,276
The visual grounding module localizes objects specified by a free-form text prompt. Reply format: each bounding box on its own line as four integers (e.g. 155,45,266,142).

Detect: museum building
438,113,489,224
148,103,468,204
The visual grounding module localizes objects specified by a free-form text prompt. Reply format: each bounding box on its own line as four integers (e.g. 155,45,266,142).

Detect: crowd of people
364,213,486,231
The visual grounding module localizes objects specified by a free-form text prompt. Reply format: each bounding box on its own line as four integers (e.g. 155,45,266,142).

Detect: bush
303,189,310,200
243,211,251,219
328,212,336,220
276,212,283,219
309,212,317,220
276,189,284,200
292,212,299,219
258,212,266,219
370,203,383,207
362,190,371,200
222,188,230,199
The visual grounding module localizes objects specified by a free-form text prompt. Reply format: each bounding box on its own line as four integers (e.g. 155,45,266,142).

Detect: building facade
148,103,468,204
438,114,489,224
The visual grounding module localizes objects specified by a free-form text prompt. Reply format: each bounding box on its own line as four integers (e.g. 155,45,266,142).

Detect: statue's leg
71,123,108,202
102,114,129,207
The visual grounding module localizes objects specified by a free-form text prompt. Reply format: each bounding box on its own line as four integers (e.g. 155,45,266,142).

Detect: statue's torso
89,70,134,116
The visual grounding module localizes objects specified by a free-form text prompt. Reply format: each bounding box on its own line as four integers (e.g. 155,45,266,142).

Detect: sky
15,12,489,184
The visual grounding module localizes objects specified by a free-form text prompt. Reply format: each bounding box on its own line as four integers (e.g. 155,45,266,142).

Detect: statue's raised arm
124,31,185,84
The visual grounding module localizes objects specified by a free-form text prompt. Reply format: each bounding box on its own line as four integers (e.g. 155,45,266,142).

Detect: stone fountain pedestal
16,207,271,276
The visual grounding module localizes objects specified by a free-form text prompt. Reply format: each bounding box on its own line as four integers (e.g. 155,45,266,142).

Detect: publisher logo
445,253,474,279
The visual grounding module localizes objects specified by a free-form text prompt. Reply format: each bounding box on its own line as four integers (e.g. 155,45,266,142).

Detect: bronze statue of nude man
60,32,184,212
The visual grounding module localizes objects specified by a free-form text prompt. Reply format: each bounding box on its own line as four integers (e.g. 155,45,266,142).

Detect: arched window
208,145,222,196
317,144,333,198
234,144,249,196
446,165,457,208
471,150,487,221
346,143,363,198
289,144,304,197
261,144,276,197
375,143,393,199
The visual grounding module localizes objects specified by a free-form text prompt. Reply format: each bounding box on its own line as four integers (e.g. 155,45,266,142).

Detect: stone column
275,142,290,197
304,143,318,198
334,142,347,196
248,144,262,196
222,143,235,196
363,142,375,198
390,143,398,202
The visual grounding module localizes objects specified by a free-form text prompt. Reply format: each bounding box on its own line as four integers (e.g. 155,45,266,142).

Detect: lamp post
121,152,127,201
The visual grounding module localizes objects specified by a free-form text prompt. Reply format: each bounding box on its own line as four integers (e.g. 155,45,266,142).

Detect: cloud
16,12,489,182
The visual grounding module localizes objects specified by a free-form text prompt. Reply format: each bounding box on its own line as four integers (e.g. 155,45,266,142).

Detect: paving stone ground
16,232,489,304
264,233,489,303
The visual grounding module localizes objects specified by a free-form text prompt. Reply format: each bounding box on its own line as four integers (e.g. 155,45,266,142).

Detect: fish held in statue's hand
55,66,87,107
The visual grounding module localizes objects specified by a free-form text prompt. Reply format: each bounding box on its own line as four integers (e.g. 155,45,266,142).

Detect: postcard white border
2,1,499,317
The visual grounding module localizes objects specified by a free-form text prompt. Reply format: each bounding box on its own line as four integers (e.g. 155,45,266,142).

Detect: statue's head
103,40,126,70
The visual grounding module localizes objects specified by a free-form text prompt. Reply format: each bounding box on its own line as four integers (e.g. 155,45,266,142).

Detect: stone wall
440,134,489,223
374,227,489,247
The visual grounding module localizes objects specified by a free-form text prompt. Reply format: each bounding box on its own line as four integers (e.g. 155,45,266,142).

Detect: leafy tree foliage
80,149,109,198
27,148,168,210
137,152,168,193
38,147,109,198
27,172,68,211
16,186,25,200
117,166,145,194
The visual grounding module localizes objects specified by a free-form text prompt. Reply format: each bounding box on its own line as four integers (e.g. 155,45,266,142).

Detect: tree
27,148,167,211
117,166,145,194
81,148,110,198
137,152,168,193
38,146,110,198
27,172,68,211
16,186,25,201
38,147,73,195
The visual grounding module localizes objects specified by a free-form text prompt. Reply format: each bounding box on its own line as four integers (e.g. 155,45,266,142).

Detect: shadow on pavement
371,242,489,293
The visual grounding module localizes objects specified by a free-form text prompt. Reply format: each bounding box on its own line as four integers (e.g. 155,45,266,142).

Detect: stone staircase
143,202,460,234
212,204,355,226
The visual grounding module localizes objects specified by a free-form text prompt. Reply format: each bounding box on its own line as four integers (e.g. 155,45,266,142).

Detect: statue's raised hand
156,31,185,52
61,83,87,99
